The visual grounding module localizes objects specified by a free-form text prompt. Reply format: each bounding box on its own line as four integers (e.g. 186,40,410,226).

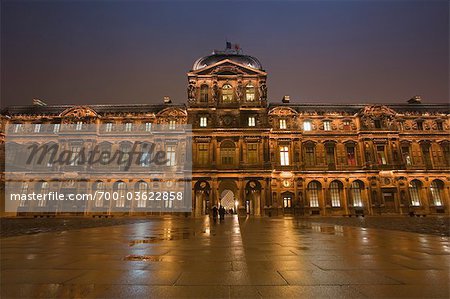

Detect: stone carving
60,106,97,118
211,81,219,103
259,81,267,101
187,81,196,101
236,81,244,101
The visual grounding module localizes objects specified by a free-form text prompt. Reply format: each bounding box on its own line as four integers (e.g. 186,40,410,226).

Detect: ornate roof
192,53,263,71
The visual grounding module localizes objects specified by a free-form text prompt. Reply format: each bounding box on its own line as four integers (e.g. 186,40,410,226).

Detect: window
409,180,421,206
75,121,83,131
19,183,28,207
200,84,209,102
401,145,412,165
37,182,49,207
279,119,287,129
51,123,59,133
70,145,81,166
137,182,148,208
34,124,41,133
105,123,113,132
323,121,332,131
374,119,382,129
125,122,132,132
325,144,336,166
330,181,341,207
116,182,127,208
222,84,233,102
221,141,235,165
421,143,432,168
346,146,356,166
93,181,105,207
13,123,22,133
166,145,176,166
140,150,149,167
145,122,152,132
430,180,443,206
119,144,131,169
280,146,290,166
307,181,320,208
351,181,363,207
304,144,315,166
416,120,423,130
248,117,256,127
197,144,209,165
169,120,176,130
376,145,387,165
442,143,450,166
283,195,292,208
343,120,351,130
303,121,312,131
247,143,258,164
200,117,207,127
245,83,255,102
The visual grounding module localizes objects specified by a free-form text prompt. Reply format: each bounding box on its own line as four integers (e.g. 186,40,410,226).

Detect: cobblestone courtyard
1,216,449,298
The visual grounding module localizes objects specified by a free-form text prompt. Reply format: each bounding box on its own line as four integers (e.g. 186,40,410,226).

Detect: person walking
219,205,225,221
212,205,218,222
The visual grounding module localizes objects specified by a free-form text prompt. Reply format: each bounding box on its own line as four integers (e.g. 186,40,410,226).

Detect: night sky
1,0,448,108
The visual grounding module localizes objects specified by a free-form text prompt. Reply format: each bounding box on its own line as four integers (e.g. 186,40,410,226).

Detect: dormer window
169,120,176,130
76,121,83,131
279,119,287,129
416,120,423,130
222,84,233,103
436,121,443,131
200,117,207,127
125,122,132,132
323,120,332,131
105,123,113,132
145,122,152,132
374,119,382,129
303,121,312,131
245,83,255,102
13,123,22,133
53,123,60,133
343,120,351,130
34,124,41,133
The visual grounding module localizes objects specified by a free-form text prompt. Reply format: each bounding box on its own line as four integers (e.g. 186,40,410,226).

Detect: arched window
222,84,233,103
409,180,422,206
19,182,29,207
114,181,127,207
351,181,364,207
307,181,321,208
136,181,148,208
200,84,209,102
430,180,444,206
93,181,105,207
37,181,49,207
220,141,235,165
329,181,342,207
245,83,255,102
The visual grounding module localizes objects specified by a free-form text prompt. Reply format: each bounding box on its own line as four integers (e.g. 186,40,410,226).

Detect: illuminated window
166,145,176,166
409,180,421,206
53,124,61,133
197,144,209,165
137,182,148,208
37,181,49,207
105,123,113,132
13,124,22,133
125,122,132,132
430,180,443,206
34,124,41,133
330,181,342,207
248,117,256,127
76,121,83,130
303,121,312,131
19,183,28,207
247,143,258,164
116,182,126,208
245,83,255,101
93,181,105,207
222,84,233,102
279,119,287,129
221,141,235,165
307,181,320,208
169,120,176,130
70,145,81,166
323,121,332,131
376,145,387,165
343,120,351,130
351,181,363,207
200,117,207,127
145,122,152,132
280,146,290,166
283,195,292,208
200,84,209,102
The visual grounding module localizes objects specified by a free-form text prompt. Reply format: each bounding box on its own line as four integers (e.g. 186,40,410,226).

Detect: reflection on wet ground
1,216,449,298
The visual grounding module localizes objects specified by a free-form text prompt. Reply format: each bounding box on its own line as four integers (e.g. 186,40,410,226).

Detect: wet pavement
1,216,449,298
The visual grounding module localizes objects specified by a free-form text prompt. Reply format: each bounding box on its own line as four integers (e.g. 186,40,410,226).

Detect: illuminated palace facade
1,51,449,217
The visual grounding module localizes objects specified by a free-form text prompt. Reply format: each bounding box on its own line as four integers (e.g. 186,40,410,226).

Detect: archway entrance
218,180,238,214
220,190,235,211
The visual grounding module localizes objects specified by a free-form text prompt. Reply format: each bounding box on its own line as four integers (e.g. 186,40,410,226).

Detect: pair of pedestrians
211,205,225,222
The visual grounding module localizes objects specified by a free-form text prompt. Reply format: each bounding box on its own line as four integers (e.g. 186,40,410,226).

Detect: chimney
282,95,290,103
408,95,422,104
163,96,172,104
32,98,47,106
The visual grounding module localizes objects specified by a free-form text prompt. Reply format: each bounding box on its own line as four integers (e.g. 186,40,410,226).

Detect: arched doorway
194,180,210,216
218,180,238,214
245,180,262,216
220,190,235,212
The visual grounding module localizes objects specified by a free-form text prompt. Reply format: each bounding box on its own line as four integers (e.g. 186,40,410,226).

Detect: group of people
211,205,226,222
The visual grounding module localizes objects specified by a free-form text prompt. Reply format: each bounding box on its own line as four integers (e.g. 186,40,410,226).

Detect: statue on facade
212,81,219,103
259,81,267,101
187,81,196,101
236,81,244,101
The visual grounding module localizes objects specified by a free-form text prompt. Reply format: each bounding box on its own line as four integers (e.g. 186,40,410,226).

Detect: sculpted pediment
60,106,98,118
268,107,298,116
189,60,266,76
156,107,187,118
359,105,397,117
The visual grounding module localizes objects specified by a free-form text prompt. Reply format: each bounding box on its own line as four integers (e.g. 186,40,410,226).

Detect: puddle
124,254,163,261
